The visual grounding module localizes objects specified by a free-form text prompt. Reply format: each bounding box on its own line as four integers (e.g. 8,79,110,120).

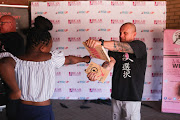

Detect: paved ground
1,100,180,120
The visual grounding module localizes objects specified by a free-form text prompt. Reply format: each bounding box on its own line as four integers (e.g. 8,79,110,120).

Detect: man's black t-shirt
0,32,25,105
109,40,147,101
0,32,25,56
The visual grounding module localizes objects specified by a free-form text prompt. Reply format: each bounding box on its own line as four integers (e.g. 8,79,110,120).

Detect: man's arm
64,55,90,65
87,57,116,81
86,39,134,53
0,57,21,99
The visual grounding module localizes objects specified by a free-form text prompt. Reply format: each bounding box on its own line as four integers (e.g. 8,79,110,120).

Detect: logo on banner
56,11,68,14
54,88,62,92
142,98,151,101
168,97,172,100
141,11,154,14
56,29,68,32
78,97,89,100
144,82,151,84
141,30,154,32
58,97,70,99
77,47,85,49
89,19,102,23
56,47,68,50
69,72,81,76
146,65,152,67
152,56,163,60
77,11,90,14
89,1,103,5
68,1,81,6
151,90,161,94
154,1,166,6
57,81,69,83
111,1,124,6
68,19,81,24
152,73,163,77
98,29,111,32
133,1,146,6
98,81,110,84
98,10,111,13
146,47,153,50
154,20,166,24
47,2,60,7
164,97,167,100
132,20,145,24
31,2,39,6
52,38,60,42
77,81,89,83
69,88,81,92
173,30,180,45
153,38,163,42
55,72,61,76
111,19,124,24
89,37,102,40
120,11,133,14
134,38,145,42
89,88,102,92
111,37,119,41
68,37,81,42
77,29,89,32
50,20,60,24
35,12,47,15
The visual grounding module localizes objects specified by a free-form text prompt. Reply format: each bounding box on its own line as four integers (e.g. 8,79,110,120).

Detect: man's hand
87,72,98,81
85,39,101,48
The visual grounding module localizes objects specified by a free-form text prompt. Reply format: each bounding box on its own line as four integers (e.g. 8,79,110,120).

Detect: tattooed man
86,22,147,120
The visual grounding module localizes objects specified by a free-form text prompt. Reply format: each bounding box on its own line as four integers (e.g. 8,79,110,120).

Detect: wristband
99,39,104,46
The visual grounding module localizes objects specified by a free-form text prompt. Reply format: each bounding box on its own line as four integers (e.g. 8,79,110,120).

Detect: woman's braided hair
26,16,53,49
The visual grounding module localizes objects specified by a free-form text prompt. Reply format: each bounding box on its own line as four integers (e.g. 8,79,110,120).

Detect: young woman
0,16,90,120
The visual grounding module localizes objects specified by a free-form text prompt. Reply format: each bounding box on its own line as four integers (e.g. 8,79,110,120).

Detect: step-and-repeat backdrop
31,1,166,101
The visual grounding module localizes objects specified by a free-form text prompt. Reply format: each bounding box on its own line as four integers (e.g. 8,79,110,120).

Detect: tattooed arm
102,57,116,71
109,41,134,53
86,39,134,53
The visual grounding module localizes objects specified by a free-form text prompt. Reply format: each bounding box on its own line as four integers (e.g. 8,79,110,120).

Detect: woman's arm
64,55,90,65
0,57,21,99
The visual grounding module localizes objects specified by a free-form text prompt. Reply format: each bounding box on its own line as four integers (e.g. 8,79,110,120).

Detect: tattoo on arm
113,41,134,53
102,62,110,69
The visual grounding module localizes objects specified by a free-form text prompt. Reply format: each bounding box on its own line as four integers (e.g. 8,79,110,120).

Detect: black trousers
6,99,20,120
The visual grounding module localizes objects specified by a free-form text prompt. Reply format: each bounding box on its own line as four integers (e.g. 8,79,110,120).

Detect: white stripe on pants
112,98,141,120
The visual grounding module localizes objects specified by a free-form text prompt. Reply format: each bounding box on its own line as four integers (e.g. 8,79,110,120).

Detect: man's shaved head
0,15,16,33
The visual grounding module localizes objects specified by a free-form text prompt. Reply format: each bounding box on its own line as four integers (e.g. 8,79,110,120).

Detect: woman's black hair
26,16,53,49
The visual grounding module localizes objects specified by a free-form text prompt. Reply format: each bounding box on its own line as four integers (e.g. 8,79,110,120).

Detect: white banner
31,1,166,101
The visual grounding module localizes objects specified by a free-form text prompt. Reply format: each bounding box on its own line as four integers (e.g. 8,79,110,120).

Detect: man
0,15,25,56
86,22,147,120
0,15,25,120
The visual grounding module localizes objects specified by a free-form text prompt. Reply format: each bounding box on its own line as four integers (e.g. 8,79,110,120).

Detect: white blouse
0,51,65,102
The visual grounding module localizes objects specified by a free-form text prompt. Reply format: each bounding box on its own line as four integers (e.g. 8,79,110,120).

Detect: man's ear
133,32,137,38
